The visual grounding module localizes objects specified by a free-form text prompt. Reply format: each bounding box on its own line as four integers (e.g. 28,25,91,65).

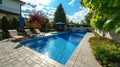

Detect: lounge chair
34,29,45,36
25,29,36,38
8,30,24,41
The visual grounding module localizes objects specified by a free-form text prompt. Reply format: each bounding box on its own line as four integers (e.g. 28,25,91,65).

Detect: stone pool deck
0,32,101,67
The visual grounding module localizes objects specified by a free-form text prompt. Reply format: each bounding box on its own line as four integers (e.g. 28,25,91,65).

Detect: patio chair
34,29,45,36
8,30,24,41
25,29,37,38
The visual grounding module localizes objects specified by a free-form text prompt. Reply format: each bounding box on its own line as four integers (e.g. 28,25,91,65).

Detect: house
0,0,25,19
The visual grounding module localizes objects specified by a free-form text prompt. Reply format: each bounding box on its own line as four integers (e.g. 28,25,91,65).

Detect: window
0,0,2,4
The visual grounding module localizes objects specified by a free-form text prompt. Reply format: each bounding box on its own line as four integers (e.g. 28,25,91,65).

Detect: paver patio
0,32,101,67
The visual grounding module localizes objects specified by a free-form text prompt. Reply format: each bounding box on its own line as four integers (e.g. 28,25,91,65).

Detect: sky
21,0,89,23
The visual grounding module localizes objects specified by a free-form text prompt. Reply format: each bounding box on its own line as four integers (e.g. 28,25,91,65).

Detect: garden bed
89,37,120,67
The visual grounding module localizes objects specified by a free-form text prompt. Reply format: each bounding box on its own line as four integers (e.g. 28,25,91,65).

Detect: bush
89,37,120,67
2,31,9,39
1,16,10,31
1,16,10,38
11,16,20,29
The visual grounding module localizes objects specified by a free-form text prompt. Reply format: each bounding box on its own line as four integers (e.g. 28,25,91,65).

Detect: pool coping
65,32,101,67
0,32,101,67
20,31,85,67
21,32,101,67
65,32,88,66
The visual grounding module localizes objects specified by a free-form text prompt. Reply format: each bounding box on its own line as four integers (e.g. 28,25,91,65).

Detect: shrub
11,16,20,29
89,37,120,67
1,16,10,38
2,31,9,39
1,16,10,31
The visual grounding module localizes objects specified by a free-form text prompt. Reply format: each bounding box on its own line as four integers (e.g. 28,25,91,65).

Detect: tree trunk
102,31,106,37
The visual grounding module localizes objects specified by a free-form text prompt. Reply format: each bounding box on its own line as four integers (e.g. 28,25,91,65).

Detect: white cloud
37,0,51,5
22,4,33,10
68,8,89,23
35,5,44,11
22,2,56,20
68,0,75,5
21,0,89,23
21,0,51,5
46,8,56,20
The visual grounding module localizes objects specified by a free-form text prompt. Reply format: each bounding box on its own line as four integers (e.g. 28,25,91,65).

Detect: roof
56,22,65,24
14,0,23,2
16,0,25,5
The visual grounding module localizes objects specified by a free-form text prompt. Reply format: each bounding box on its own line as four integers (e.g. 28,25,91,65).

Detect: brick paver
65,33,101,67
0,32,101,67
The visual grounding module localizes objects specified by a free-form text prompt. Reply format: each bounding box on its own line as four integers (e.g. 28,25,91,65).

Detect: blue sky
21,0,89,23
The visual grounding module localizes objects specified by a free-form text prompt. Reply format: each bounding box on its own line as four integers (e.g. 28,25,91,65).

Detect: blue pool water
21,32,85,64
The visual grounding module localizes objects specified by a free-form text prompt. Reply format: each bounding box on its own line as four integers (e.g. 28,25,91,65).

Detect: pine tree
54,4,66,23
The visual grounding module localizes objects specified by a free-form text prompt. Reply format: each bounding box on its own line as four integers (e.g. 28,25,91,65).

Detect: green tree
84,12,92,27
1,16,10,38
54,4,66,23
1,16,10,31
42,18,49,30
81,0,120,35
11,16,20,29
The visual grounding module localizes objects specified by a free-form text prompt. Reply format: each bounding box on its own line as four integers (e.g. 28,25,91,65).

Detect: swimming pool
21,32,85,64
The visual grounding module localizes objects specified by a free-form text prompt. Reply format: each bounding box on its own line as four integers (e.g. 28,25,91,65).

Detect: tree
81,0,120,35
54,4,66,23
1,16,10,38
54,4,67,31
80,20,85,25
28,13,46,28
11,16,20,29
84,12,92,27
29,13,45,24
47,22,54,29
41,18,49,30
1,16,10,31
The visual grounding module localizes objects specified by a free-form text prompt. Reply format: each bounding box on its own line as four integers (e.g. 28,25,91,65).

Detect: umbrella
19,16,24,28
56,22,65,24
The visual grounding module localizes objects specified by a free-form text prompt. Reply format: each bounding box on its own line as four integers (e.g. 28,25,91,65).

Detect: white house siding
0,0,21,14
